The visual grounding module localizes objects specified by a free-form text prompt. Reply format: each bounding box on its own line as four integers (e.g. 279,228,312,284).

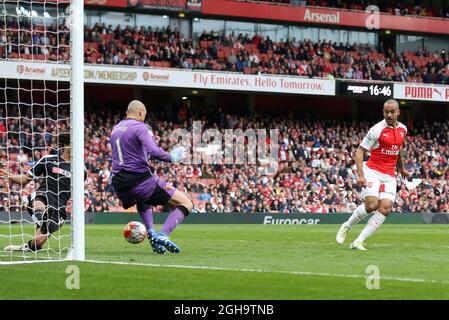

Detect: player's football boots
350,241,367,251
336,223,351,244
154,232,181,254
3,243,32,252
147,229,166,255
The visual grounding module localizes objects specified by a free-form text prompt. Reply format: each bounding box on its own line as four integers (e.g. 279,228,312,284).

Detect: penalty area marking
85,259,449,285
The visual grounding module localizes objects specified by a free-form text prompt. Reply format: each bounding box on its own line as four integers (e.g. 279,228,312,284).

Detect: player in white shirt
336,99,410,250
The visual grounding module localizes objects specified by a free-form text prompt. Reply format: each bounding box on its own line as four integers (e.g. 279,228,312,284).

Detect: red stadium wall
201,0,449,36
84,0,130,8
84,0,192,9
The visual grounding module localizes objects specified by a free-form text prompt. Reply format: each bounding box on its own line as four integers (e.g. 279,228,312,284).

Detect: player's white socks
344,204,369,229
354,211,386,243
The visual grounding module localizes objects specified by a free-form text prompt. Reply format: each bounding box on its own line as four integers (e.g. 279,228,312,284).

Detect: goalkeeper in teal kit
110,100,192,254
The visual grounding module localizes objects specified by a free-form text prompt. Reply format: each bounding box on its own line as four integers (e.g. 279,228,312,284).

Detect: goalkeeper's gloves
170,146,187,163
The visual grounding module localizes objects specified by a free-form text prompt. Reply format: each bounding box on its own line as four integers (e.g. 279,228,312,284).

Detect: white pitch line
85,259,449,285
0,252,66,264
1,257,447,285
0,260,64,265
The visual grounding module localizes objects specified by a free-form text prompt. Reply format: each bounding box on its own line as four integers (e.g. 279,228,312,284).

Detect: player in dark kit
110,100,193,254
1,133,77,252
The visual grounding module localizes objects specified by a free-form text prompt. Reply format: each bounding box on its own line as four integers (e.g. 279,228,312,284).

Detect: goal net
0,0,83,263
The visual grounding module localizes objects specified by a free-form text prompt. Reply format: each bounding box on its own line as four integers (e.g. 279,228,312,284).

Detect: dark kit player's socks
139,208,154,230
32,210,44,228
160,206,188,235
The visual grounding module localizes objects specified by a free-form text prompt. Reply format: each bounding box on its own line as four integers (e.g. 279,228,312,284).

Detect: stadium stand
1,106,448,214
1,6,448,215
235,0,449,18
1,18,448,84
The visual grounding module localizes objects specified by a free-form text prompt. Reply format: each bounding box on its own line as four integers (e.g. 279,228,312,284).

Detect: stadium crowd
1,17,449,84
1,105,448,214
246,0,449,18
0,17,70,62
82,25,449,84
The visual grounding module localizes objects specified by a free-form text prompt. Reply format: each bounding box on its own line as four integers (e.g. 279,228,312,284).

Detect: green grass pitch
1,224,449,299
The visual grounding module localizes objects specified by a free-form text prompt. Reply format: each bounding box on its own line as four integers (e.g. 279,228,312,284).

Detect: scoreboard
338,81,394,99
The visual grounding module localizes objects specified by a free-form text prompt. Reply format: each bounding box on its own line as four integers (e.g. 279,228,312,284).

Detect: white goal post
71,0,85,262
0,0,84,264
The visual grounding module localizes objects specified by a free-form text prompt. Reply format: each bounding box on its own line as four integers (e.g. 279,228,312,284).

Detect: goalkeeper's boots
336,223,351,244
350,241,367,251
147,229,166,255
154,232,181,254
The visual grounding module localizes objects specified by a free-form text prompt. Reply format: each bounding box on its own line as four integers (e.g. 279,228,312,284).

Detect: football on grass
123,221,147,244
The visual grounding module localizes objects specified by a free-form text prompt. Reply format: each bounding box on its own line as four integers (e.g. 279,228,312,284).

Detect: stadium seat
88,53,99,63
100,34,113,42
243,67,252,74
217,51,225,59
90,42,99,51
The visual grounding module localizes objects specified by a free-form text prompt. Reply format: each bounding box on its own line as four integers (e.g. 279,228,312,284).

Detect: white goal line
0,259,64,265
85,259,449,285
1,258,447,285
